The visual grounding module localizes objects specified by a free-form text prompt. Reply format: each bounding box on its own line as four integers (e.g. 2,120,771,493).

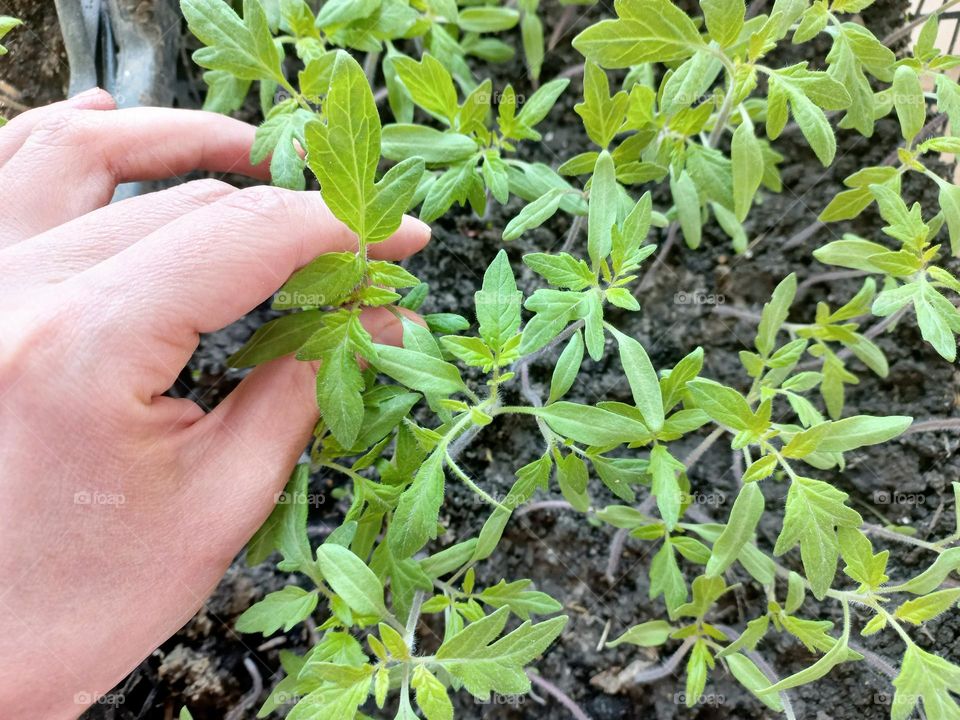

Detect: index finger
70,186,430,400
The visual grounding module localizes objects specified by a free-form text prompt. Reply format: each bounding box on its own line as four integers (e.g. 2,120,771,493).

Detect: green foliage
180,0,960,717
0,15,21,56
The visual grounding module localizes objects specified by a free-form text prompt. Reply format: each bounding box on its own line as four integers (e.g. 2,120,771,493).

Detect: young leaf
700,0,745,46
609,327,665,432
475,249,522,352
373,345,466,396
316,543,387,618
305,51,378,240
891,645,960,720
572,0,705,68
588,151,619,268
774,477,862,598
434,607,568,698
503,188,568,241
671,168,702,249
412,665,454,720
731,120,763,222
549,330,585,403
606,620,675,647
756,273,796,356
705,482,764,577
181,0,284,82
388,451,446,558
235,586,319,635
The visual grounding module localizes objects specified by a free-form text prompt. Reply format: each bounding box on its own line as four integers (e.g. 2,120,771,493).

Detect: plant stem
445,451,508,511
526,671,593,720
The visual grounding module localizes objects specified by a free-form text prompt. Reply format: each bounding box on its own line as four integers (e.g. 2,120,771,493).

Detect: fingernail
68,87,109,106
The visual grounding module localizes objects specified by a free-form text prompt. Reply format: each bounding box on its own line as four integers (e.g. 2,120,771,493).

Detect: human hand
0,90,429,718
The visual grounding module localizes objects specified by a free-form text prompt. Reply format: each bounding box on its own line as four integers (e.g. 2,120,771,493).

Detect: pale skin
0,89,431,718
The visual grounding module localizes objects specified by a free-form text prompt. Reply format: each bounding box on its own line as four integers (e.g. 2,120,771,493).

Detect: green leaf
0,16,22,55
392,53,459,124
588,151,619,267
373,345,466,396
894,588,960,625
457,6,519,32
412,666,454,720
367,156,425,244
556,451,590,511
479,579,563,620
575,61,629,148
517,78,570,128
756,273,796,356
434,607,568,698
705,483,764,577
937,181,960,256
276,252,363,309
535,402,647,446
305,51,380,241
650,538,687,614
228,310,326,367
316,544,387,617
381,125,478,164
315,0,378,26
727,653,784,712
731,121,763,222
916,282,959,362
891,645,960,720
609,327,664,432
700,0,744,46
252,105,313,190
814,415,912,453
774,477,862,598
519,289,590,355
524,252,594,290
388,451,446,557
503,188,568,241
671,168,702,249
296,310,368,447
892,65,926,142
650,445,684,529
475,250,522,352
890,547,960,595
607,620,675,647
247,465,314,571
687,379,755,431
236,586,319,635
182,0,284,81
549,330,584,403
572,0,705,68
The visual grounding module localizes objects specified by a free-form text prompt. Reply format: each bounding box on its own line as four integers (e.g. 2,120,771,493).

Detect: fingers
181,307,413,544
0,88,116,167
74,187,429,396
0,179,237,290
0,105,270,246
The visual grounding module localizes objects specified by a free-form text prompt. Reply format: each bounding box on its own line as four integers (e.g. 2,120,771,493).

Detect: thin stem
445,451,508,511
863,523,944,553
882,0,960,46
903,418,960,435
683,427,726,470
526,671,593,720
632,638,695,684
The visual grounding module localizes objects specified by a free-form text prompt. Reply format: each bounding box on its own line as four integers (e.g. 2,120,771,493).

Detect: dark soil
0,0,68,117
6,1,958,719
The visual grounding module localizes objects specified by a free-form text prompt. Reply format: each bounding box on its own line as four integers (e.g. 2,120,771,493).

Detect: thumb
184,306,412,543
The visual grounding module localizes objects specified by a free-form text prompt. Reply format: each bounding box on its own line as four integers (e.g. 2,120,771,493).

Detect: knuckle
27,109,98,149
0,303,66,388
220,184,300,223
172,178,235,204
